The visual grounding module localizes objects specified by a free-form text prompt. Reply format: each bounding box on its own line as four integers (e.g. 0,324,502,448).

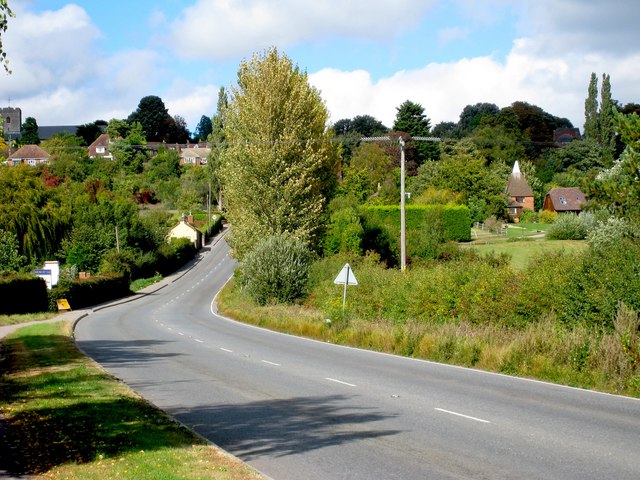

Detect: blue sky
4,1,640,133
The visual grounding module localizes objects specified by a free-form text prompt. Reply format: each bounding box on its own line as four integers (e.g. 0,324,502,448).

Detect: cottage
505,160,534,222
167,214,203,249
543,188,586,214
180,147,211,166
88,133,113,159
7,144,50,166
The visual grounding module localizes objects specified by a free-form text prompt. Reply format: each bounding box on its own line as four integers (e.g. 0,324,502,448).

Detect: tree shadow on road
169,394,401,460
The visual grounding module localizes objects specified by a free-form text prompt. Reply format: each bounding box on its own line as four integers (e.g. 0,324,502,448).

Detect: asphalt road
75,235,640,479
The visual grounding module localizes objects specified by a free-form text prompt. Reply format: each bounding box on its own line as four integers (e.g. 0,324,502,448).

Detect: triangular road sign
334,263,358,285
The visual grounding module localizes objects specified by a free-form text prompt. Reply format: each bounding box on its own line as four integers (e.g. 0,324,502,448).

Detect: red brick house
180,147,211,166
505,160,534,222
543,187,586,214
7,144,50,166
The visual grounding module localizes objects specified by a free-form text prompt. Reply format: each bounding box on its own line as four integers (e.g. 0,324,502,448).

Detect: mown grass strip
0,321,262,479
0,312,58,327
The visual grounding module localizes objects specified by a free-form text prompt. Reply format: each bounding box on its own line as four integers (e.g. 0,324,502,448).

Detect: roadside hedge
51,275,132,310
0,274,49,314
361,204,471,262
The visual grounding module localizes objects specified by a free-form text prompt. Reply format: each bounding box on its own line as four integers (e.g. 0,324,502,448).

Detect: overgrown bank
218,242,640,398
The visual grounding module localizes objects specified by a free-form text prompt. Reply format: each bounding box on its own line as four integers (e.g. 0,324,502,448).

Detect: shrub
587,216,630,250
538,210,557,224
546,213,587,240
238,234,314,305
519,209,538,223
51,275,131,310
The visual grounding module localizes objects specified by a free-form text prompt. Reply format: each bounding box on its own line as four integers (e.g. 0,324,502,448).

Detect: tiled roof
9,144,50,159
89,133,110,148
546,188,586,212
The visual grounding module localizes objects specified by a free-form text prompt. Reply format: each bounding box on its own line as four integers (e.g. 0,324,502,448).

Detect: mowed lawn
463,238,588,270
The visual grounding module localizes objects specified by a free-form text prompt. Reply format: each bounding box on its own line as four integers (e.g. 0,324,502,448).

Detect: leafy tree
76,121,104,146
0,228,25,273
165,114,190,143
471,122,525,165
176,166,207,214
393,100,440,163
194,115,213,142
340,142,393,201
539,139,610,182
432,121,457,139
147,148,181,183
21,116,40,144
40,132,84,158
456,102,499,137
221,48,337,259
0,0,14,73
106,118,130,140
350,115,388,137
128,95,172,142
584,72,599,141
0,166,70,263
587,110,640,221
111,121,148,174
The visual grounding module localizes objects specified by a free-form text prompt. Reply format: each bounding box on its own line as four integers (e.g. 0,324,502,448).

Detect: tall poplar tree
220,48,336,259
599,73,616,160
584,72,599,141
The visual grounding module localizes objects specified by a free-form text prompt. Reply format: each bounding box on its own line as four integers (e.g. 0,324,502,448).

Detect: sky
3,0,640,134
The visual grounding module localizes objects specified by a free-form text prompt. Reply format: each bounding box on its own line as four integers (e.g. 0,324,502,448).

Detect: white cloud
164,81,220,130
168,0,436,59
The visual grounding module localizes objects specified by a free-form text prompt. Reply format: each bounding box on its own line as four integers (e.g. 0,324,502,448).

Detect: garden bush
546,213,587,240
238,234,314,305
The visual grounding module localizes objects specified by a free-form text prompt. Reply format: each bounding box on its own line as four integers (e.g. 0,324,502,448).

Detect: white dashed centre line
326,377,357,387
435,408,491,424
220,348,233,353
194,339,204,343
261,360,281,366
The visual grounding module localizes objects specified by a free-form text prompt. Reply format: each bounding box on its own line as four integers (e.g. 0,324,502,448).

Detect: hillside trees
221,48,337,259
194,115,213,141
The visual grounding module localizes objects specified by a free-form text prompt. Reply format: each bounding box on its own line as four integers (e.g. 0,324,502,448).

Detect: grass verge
218,280,640,398
0,311,58,327
130,274,164,292
0,321,262,479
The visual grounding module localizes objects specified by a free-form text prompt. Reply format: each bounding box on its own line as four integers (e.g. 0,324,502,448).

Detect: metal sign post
334,263,358,317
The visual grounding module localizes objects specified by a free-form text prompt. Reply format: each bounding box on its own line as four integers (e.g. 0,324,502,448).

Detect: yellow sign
56,299,71,311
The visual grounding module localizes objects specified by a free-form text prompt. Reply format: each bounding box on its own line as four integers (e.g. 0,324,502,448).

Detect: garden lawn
462,239,588,270
0,321,261,480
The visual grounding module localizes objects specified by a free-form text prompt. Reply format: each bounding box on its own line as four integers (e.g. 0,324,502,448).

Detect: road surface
75,235,640,479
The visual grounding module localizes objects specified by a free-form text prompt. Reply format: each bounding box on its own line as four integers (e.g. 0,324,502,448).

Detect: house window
96,146,105,154
200,158,207,165
559,196,567,205
185,156,195,163
516,196,525,203
28,159,37,166
5,116,10,124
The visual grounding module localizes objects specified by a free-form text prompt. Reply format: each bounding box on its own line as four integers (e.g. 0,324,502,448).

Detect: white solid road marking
220,348,233,353
195,339,204,343
326,377,357,387
435,408,491,424
261,360,281,366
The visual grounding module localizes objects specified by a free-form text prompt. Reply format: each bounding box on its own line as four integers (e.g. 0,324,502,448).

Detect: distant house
7,144,50,166
543,188,586,214
505,160,534,222
180,147,211,166
88,133,113,159
167,214,203,249
553,127,581,145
